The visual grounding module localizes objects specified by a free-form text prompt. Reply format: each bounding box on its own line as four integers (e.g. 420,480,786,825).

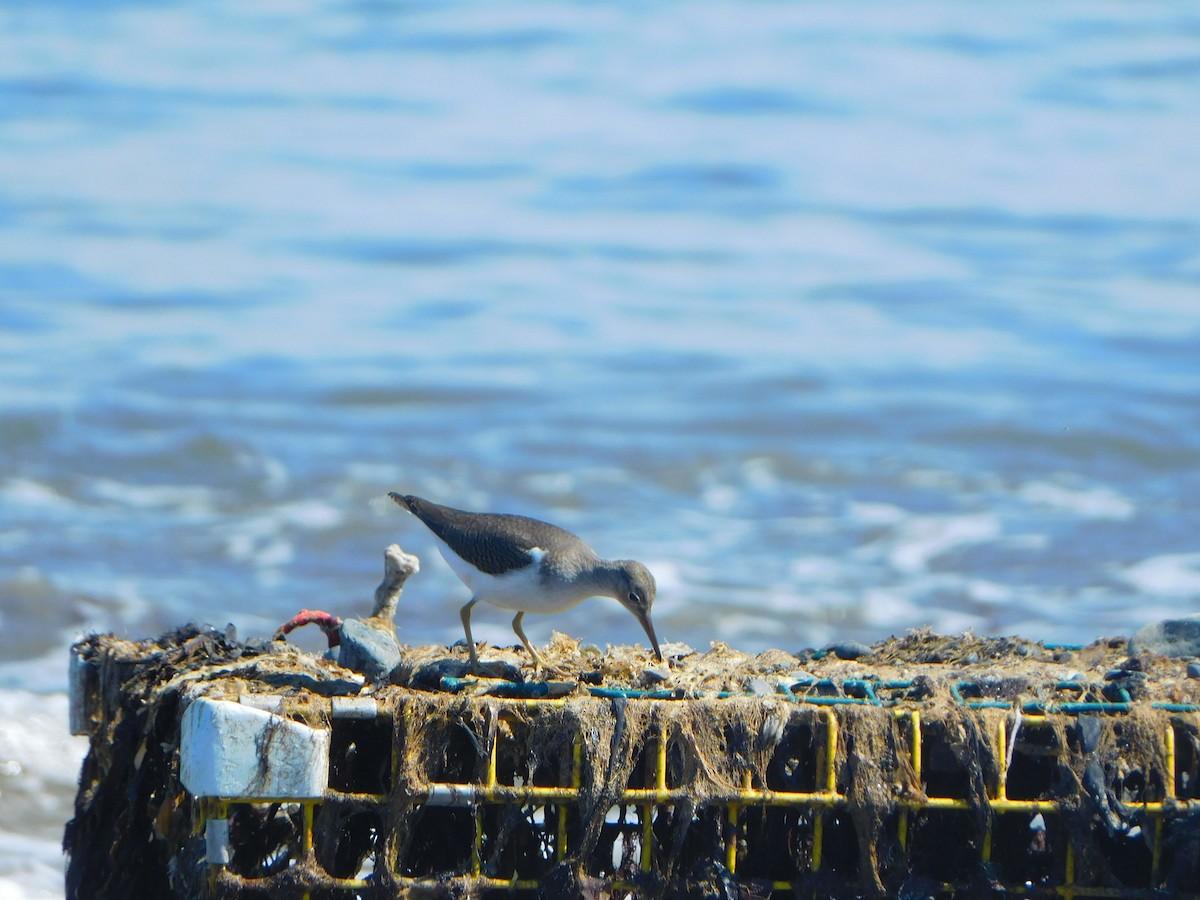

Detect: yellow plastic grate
197,693,1200,898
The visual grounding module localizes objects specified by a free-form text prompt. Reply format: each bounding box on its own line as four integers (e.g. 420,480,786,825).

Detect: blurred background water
1,2,1199,894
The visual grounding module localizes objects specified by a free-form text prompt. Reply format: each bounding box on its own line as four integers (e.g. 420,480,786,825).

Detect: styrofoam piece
69,644,94,736
238,693,285,713
180,696,329,799
332,696,378,719
426,784,478,807
205,817,232,865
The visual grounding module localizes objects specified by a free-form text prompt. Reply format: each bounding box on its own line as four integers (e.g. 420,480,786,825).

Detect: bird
389,493,662,674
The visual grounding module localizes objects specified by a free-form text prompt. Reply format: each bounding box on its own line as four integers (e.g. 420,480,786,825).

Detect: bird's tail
387,492,416,512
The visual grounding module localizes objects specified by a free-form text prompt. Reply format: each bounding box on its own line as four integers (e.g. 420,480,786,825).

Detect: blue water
3,1,1200,676
3,3,1200,891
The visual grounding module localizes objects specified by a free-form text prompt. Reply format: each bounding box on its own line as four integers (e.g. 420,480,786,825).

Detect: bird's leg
511,611,542,665
512,611,565,678
460,598,483,675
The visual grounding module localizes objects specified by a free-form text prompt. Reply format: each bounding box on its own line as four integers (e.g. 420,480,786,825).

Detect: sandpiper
389,493,662,673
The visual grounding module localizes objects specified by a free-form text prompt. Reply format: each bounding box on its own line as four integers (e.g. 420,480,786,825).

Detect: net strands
202,695,1200,899
63,628,1200,898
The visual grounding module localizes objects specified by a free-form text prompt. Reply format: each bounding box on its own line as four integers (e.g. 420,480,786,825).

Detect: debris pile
64,619,1200,898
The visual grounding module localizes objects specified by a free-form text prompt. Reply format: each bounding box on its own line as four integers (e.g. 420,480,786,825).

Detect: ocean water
2,1,1199,894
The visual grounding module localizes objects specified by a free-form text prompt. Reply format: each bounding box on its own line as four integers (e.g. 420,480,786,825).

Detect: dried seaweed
64,625,1200,898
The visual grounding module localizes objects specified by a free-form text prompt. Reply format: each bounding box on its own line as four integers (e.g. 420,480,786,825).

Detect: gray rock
337,618,402,682
1129,615,1200,659
1076,715,1103,754
1189,663,1200,680
478,659,526,683
659,641,695,660
642,665,671,685
746,677,775,697
828,640,873,661
408,657,473,689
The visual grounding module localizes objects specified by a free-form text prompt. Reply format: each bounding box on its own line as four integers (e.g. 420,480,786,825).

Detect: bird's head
612,560,662,662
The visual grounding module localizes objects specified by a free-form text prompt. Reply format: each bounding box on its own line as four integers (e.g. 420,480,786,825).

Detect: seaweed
64,622,1200,897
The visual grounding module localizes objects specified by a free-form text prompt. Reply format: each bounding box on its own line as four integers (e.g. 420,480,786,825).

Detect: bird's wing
396,495,577,576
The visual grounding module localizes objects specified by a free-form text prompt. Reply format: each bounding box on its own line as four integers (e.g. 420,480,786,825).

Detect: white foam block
205,817,232,865
180,696,329,799
331,696,378,719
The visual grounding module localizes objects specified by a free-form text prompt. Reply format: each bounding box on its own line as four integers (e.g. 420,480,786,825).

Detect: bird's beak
637,611,663,663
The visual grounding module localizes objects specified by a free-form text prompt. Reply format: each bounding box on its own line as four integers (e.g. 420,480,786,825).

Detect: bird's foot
531,660,570,680
461,643,508,680
275,609,343,648
524,648,569,680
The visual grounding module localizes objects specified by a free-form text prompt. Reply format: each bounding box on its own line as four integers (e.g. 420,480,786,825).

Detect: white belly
437,545,592,613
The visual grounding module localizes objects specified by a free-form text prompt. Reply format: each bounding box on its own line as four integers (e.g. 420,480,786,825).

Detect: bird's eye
628,591,641,605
